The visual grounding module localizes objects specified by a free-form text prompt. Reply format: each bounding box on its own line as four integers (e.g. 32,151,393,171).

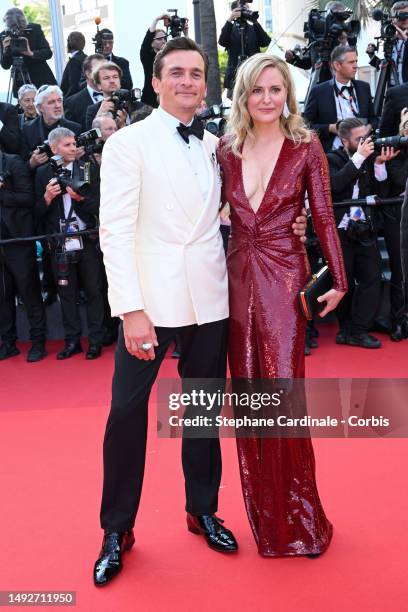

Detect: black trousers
51,239,105,345
100,318,228,532
381,206,404,323
0,242,46,344
336,230,382,335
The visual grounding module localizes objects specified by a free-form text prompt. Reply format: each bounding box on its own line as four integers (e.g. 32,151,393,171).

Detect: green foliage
13,0,51,37
218,49,228,86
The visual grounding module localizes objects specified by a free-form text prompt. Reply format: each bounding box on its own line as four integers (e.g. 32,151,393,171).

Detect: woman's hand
317,288,346,318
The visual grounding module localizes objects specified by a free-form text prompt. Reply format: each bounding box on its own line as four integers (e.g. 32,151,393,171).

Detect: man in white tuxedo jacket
94,37,306,585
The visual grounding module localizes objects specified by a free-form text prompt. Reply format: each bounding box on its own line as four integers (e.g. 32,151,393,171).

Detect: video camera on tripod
233,0,259,27
1,26,32,56
304,8,359,59
372,8,408,41
92,17,112,54
197,105,231,138
165,9,188,38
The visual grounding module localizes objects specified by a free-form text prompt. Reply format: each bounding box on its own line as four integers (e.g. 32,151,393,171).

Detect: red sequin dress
217,134,348,557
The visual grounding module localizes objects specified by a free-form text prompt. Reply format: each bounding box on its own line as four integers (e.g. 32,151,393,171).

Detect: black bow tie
93,91,102,100
177,117,205,144
340,85,353,94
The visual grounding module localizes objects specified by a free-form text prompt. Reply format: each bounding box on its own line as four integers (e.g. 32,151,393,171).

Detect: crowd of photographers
1,2,408,363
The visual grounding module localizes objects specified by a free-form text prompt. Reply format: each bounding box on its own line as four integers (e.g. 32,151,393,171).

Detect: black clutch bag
299,265,333,320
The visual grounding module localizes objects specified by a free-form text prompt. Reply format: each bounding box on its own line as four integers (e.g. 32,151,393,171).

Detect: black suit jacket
0,152,35,238
61,50,87,98
21,115,82,161
379,83,408,137
140,30,158,108
303,79,377,152
34,159,100,235
85,101,102,131
110,54,133,91
327,148,389,225
64,87,96,131
0,102,21,154
0,23,57,96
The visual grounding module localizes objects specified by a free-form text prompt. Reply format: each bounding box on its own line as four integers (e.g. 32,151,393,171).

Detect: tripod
303,45,333,108
6,56,31,103
373,39,399,117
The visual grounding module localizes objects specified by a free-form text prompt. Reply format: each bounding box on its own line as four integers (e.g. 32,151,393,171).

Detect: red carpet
1,324,407,611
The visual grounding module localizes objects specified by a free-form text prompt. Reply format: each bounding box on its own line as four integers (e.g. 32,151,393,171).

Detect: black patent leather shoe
347,333,381,349
0,342,20,361
86,344,102,360
187,514,238,553
94,530,135,586
390,324,404,342
27,342,47,363
56,342,82,360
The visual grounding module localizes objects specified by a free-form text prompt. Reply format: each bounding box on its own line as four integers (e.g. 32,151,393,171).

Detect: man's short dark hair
83,53,105,76
331,45,357,64
338,117,364,141
153,37,209,81
67,31,86,52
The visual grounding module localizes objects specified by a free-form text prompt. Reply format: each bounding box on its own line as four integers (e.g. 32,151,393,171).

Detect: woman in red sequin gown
217,55,348,557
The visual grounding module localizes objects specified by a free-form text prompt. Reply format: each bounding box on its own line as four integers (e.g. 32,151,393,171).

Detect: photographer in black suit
0,150,46,362
61,31,87,99
64,53,105,131
140,14,170,107
85,61,128,130
21,85,81,169
380,83,408,137
0,101,21,153
35,127,104,360
17,84,38,128
327,117,397,348
304,46,377,152
0,7,56,98
97,28,133,91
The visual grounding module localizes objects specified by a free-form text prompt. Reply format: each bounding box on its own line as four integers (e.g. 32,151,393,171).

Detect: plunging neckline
240,137,288,215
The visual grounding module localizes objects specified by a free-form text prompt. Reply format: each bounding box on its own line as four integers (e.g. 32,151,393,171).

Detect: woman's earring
282,101,290,118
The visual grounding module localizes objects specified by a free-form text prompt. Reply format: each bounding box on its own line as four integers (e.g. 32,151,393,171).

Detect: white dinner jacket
99,109,229,327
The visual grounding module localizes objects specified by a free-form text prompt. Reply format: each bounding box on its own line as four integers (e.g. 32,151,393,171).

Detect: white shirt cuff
374,162,388,182
351,152,365,169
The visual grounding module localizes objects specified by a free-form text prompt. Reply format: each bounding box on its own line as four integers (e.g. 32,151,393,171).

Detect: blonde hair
225,54,311,157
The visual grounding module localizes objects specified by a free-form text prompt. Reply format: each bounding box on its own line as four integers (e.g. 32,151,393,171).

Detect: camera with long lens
235,0,259,26
165,9,188,38
372,9,408,41
75,128,103,156
109,87,142,118
92,17,112,54
1,26,32,56
304,8,360,56
371,134,408,151
37,140,53,159
197,104,231,138
50,155,90,196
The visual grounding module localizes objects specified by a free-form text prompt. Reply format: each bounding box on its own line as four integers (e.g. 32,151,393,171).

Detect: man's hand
66,186,85,202
329,123,338,135
123,310,158,360
20,37,33,56
292,207,308,243
115,109,128,128
44,178,62,206
395,25,408,40
75,146,85,160
2,36,11,50
29,149,49,169
0,181,5,190
285,50,295,62
374,146,400,164
317,288,346,318
228,8,242,22
97,99,116,115
357,136,375,159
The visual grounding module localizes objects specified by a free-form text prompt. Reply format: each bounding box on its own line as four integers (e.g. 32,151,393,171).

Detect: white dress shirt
391,39,405,85
157,106,210,204
332,79,360,150
87,84,103,103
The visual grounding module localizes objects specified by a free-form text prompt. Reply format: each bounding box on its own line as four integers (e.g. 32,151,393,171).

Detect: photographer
0,148,46,362
218,1,271,95
140,14,170,107
0,7,56,98
17,84,38,128
64,53,105,131
0,100,21,154
61,31,87,99
303,45,377,152
90,114,117,165
97,28,133,91
21,85,82,169
35,127,104,360
389,1,408,85
85,61,128,130
327,117,397,348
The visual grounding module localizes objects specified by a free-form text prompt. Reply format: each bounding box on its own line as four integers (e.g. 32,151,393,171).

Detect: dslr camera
109,88,142,118
197,104,231,138
235,0,259,26
371,134,408,151
165,9,188,38
50,155,90,196
372,8,408,41
37,140,53,159
75,128,103,156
